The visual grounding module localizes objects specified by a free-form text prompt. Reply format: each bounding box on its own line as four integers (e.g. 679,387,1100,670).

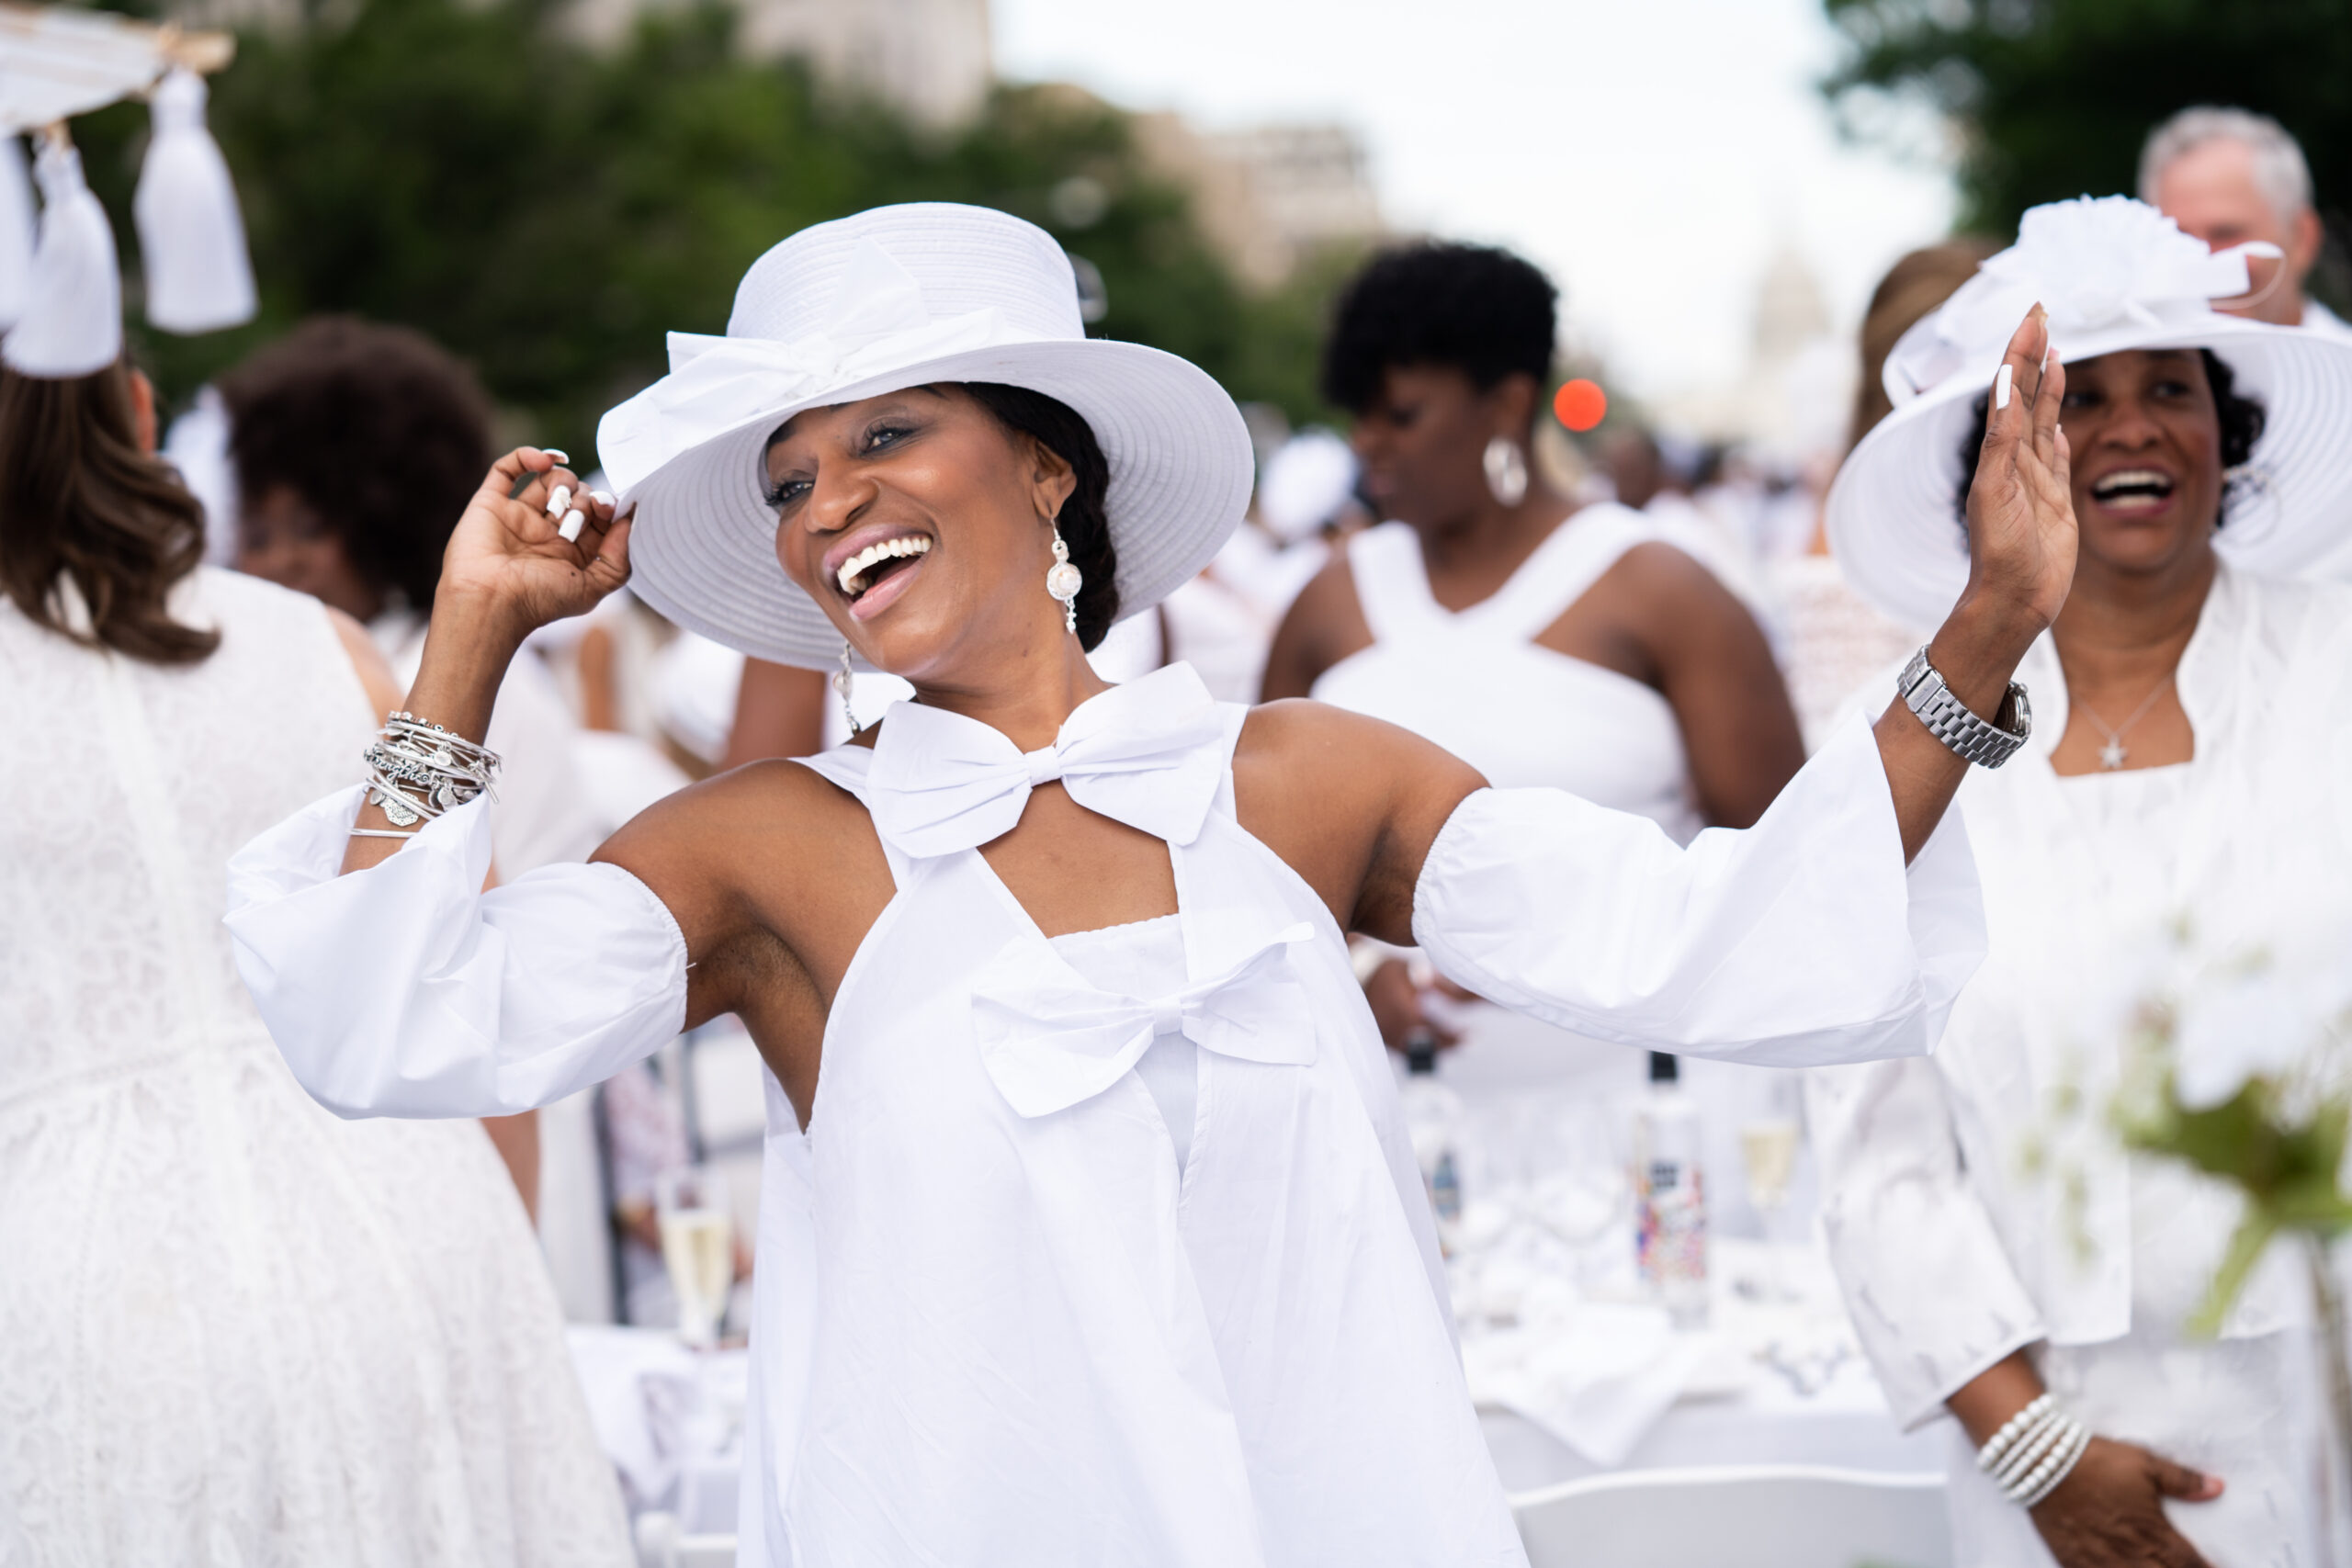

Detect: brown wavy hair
0,361,219,664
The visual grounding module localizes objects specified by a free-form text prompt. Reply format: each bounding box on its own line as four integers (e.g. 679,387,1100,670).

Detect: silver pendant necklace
2075,671,2176,770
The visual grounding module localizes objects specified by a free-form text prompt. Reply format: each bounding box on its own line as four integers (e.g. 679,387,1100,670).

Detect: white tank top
1311,505,1703,842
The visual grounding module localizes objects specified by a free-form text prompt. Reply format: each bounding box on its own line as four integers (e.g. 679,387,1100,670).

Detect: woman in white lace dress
0,356,631,1564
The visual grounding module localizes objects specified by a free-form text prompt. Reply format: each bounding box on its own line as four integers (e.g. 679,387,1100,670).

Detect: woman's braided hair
961,381,1121,649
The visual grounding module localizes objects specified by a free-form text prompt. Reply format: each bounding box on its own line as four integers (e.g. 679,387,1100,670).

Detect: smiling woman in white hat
1812,196,2352,1568
226,201,2069,1566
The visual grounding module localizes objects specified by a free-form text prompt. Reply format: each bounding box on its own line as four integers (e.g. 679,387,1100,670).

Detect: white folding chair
633,1509,737,1568
1511,1464,1952,1568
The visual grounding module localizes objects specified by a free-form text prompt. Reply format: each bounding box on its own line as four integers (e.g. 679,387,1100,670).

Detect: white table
571,1241,1942,1532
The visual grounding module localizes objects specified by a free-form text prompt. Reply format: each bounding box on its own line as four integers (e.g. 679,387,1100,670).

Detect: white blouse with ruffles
226,661,1984,1568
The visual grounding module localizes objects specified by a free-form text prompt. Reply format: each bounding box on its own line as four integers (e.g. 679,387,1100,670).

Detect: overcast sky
993,0,1959,401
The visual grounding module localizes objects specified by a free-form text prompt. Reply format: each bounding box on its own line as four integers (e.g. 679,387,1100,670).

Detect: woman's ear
1487,372,1539,439
128,367,159,455
1026,435,1077,523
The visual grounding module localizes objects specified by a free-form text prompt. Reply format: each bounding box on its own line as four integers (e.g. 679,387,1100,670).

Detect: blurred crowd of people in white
11,74,2352,1568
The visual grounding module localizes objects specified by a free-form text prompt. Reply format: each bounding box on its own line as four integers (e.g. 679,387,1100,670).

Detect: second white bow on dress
971,921,1317,1118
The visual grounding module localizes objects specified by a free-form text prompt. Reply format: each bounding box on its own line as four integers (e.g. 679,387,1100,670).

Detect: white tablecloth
572,1239,1939,1541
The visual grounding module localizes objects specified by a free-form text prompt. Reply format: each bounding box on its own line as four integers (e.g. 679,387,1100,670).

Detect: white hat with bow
596,202,1254,670
1827,196,2352,631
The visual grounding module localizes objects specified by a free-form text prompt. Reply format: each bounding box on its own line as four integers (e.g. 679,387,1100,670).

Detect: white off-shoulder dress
226,661,1984,1568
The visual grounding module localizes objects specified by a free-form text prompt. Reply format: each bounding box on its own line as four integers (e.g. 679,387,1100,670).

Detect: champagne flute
1737,1116,1803,1302
655,1165,734,1350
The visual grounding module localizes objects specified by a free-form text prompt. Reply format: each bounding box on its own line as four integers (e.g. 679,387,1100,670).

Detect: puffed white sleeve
223,784,690,1119
1411,712,1984,1067
1804,1054,2045,1428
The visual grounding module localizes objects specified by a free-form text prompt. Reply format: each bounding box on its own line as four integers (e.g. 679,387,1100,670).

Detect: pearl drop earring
1046,528,1082,637
833,639,861,738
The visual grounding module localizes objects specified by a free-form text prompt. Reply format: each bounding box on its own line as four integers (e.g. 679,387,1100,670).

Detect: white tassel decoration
3,136,123,379
0,135,34,329
133,68,255,333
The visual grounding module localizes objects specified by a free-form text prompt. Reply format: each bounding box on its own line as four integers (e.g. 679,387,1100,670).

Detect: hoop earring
1483,435,1529,508
1046,526,1083,637
832,639,861,738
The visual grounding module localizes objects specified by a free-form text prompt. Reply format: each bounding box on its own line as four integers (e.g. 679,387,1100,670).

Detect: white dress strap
1471,503,1660,641
1343,523,1445,643
791,745,909,887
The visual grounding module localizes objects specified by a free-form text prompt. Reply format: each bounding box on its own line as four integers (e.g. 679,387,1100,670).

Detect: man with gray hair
2140,105,2352,341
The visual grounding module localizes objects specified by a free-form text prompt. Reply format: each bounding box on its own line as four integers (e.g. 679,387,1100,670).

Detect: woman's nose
804,466,876,532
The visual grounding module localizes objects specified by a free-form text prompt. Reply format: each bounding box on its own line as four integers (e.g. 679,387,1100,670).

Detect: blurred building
1659,244,1853,465
570,0,993,127
178,0,994,130
1133,115,1385,289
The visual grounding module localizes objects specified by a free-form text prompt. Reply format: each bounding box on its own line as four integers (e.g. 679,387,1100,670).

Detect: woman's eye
863,423,912,453
2060,390,2094,410
2152,379,2192,399
765,476,811,509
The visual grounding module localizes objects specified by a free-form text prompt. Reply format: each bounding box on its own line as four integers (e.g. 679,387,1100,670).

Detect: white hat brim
1827,317,2352,632
610,336,1254,670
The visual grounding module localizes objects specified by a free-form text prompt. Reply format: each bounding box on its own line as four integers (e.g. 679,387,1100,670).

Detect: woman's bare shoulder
1235,699,1485,822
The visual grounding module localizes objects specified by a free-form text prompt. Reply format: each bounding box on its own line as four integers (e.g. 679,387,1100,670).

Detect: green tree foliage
69,0,1347,459
1821,0,2352,283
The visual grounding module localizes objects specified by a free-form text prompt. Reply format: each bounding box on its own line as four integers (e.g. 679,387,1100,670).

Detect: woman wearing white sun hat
1809,196,2352,1568
227,201,2065,1566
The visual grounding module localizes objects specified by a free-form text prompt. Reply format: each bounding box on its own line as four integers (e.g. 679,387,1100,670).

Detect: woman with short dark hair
1265,241,1810,1176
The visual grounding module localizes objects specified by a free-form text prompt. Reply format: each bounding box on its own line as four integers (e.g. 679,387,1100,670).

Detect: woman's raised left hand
1959,304,2078,643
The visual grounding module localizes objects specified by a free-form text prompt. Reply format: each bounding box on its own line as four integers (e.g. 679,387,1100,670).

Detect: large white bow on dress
863,663,1229,860
972,922,1317,1118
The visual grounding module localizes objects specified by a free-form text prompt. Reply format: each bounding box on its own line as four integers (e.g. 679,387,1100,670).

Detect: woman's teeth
837,536,932,596
2092,468,2175,501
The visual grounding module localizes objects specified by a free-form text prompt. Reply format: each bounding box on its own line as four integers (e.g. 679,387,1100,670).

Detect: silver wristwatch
1897,646,2030,768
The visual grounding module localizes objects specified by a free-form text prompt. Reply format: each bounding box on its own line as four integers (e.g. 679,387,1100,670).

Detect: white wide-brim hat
1827,196,2352,632
595,202,1254,668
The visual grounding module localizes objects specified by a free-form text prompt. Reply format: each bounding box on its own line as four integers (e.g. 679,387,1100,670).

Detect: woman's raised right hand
435,447,632,643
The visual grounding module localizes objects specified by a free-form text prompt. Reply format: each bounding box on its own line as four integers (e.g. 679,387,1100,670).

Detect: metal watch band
1897,646,2031,769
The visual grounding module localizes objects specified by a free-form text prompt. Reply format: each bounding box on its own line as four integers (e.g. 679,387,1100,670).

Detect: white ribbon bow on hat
864,663,1229,861
1886,196,2285,405
599,237,1006,491
973,921,1317,1119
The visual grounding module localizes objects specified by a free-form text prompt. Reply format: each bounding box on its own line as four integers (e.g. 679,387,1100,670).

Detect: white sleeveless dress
1313,510,1803,1235
1313,508,1701,832
1310,510,1704,1114
0,569,630,1566
224,660,1986,1567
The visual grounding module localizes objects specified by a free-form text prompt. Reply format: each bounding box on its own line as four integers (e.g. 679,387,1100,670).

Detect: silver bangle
1898,646,2030,769
362,714,503,828
349,828,420,839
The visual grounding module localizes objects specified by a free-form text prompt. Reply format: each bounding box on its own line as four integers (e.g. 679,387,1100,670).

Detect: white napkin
1461,1296,1714,1468
567,1325,705,1506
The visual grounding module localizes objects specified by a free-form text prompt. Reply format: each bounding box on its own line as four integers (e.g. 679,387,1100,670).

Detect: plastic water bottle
1399,1032,1466,1258
1634,1051,1709,1328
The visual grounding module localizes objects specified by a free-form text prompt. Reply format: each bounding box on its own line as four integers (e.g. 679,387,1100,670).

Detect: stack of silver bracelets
356,712,503,838
1975,1393,2091,1508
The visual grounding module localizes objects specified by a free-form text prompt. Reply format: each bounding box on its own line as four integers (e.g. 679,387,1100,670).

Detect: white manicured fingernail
1995,363,2013,412
592,490,616,509
559,509,586,543
545,484,573,519
544,447,570,464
